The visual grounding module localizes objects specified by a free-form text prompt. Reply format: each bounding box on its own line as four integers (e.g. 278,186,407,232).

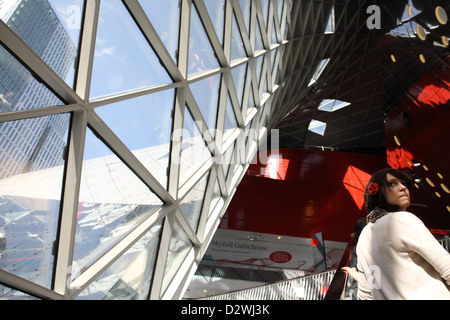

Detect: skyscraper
0,0,76,179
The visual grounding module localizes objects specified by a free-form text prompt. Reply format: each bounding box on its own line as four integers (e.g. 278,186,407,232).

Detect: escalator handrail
324,234,355,300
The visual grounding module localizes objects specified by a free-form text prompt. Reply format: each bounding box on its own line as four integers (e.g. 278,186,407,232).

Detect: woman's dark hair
364,168,412,213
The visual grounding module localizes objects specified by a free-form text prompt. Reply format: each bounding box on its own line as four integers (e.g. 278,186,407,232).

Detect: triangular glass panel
247,84,256,112
271,48,278,72
255,18,265,51
188,4,220,76
90,0,172,100
179,171,210,232
260,0,270,28
318,99,350,112
231,63,248,108
255,55,265,86
189,74,221,138
75,219,163,299
0,45,65,113
74,128,163,271
0,113,70,289
222,141,235,179
1,1,81,88
204,0,226,45
308,119,327,136
223,94,239,141
209,177,223,216
179,106,212,188
231,13,247,62
238,0,252,34
276,0,284,22
401,1,421,22
139,0,180,64
162,220,193,291
309,58,330,87
325,6,335,34
95,89,175,189
271,17,278,44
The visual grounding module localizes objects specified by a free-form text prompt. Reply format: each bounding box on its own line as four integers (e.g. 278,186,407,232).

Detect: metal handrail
324,235,355,300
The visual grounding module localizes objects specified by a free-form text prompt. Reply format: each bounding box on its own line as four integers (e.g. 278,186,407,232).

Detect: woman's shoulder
388,211,427,231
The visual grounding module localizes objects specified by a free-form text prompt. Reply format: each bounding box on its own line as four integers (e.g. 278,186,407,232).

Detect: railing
438,235,450,251
199,233,449,301
200,269,336,300
324,235,355,300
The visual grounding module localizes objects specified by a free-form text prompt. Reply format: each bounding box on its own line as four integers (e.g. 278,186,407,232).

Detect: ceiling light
426,177,435,187
416,24,427,40
390,54,396,62
419,54,426,63
436,6,448,25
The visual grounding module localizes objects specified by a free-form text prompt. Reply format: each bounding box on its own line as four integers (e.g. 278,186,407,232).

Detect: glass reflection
0,0,80,88
0,45,65,114
74,128,163,271
76,221,163,300
90,0,171,99
0,113,71,289
188,4,220,76
0,284,40,300
96,89,175,189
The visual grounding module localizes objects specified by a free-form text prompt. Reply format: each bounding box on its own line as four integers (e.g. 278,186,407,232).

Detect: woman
356,168,450,300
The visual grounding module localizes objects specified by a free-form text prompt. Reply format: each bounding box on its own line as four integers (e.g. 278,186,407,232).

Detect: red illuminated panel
263,157,290,180
342,166,372,210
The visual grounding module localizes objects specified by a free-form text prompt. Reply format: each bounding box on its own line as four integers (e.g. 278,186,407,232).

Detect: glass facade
0,0,303,299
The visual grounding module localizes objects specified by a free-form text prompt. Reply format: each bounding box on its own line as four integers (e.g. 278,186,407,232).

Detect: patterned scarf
366,207,390,224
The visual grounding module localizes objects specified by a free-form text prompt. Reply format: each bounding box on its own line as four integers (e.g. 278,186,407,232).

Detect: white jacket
356,211,450,300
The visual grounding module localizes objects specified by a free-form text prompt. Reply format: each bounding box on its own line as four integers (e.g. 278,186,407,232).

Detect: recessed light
436,6,448,25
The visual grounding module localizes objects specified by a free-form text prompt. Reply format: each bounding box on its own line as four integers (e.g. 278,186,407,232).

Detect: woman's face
383,173,410,210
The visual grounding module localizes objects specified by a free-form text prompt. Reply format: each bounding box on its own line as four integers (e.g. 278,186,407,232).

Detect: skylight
309,58,330,87
318,99,350,112
308,119,327,136
325,6,335,34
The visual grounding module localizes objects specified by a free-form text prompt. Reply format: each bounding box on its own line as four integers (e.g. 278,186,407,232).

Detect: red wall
220,148,388,243
385,56,450,229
